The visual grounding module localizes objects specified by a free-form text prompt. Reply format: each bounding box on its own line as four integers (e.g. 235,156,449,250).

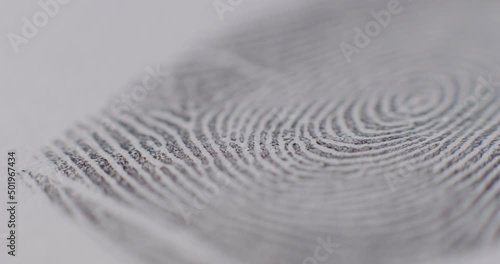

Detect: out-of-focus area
0,0,290,152
0,1,288,263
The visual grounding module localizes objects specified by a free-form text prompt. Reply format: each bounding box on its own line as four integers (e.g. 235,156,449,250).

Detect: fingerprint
23,1,500,264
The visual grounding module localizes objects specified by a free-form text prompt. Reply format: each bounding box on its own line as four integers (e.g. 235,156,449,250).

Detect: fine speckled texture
23,1,500,264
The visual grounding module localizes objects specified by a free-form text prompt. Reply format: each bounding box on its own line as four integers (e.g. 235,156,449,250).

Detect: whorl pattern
24,1,500,264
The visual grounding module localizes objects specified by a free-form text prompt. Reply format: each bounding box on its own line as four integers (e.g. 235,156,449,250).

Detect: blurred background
0,0,291,152
1,1,499,264
0,1,288,263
